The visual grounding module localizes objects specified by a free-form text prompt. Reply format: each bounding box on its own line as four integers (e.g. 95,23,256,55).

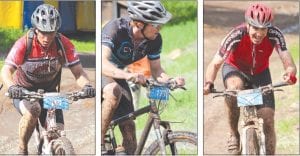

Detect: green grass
0,28,24,53
160,20,197,54
0,28,95,55
275,84,299,154
289,44,299,61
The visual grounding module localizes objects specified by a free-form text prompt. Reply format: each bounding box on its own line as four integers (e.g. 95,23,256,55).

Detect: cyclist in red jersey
204,3,297,155
1,4,95,154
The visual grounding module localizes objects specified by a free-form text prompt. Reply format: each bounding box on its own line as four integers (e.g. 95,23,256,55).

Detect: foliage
162,0,197,25
0,28,95,55
160,20,197,54
0,28,24,54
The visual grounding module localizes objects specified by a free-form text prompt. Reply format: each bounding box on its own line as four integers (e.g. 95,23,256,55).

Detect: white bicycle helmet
127,1,172,24
31,4,61,32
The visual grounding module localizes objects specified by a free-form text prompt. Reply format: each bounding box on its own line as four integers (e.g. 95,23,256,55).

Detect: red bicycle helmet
245,3,273,28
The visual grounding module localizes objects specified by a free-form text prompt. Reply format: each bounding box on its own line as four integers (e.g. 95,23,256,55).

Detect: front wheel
144,131,197,155
51,137,75,155
244,128,260,155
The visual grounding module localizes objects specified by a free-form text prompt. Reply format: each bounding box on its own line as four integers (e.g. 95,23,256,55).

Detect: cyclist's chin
251,39,263,45
147,34,158,40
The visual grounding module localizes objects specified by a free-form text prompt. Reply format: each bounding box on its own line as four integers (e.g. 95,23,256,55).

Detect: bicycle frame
107,98,173,155
211,82,289,155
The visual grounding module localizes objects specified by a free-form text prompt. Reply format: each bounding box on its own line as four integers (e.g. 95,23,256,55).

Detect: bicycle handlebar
210,82,290,98
5,89,89,101
144,79,187,91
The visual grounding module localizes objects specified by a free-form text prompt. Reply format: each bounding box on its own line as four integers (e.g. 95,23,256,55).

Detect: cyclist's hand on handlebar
126,73,147,85
174,77,185,87
8,85,27,99
283,72,297,85
82,84,96,97
203,81,214,95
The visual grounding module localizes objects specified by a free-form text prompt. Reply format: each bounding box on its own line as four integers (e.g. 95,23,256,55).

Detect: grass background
0,28,95,56
275,43,299,154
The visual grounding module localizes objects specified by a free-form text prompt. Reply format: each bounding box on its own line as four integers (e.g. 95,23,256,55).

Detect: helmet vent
138,7,147,11
151,11,162,18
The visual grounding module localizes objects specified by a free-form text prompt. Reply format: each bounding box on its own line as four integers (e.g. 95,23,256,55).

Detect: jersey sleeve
4,36,27,68
102,20,118,50
147,34,162,60
217,28,243,59
268,27,287,53
60,35,80,67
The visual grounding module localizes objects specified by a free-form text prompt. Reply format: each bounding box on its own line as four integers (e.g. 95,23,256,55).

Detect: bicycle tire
245,128,259,155
51,137,75,155
143,131,197,155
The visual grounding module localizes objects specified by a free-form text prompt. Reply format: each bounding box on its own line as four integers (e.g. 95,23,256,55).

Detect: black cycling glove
8,85,26,99
82,84,96,97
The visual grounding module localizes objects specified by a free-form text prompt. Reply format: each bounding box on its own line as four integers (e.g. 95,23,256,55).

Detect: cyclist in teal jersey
102,1,185,154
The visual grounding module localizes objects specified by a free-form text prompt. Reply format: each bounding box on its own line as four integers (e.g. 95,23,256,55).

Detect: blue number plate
237,89,263,107
149,87,169,101
43,96,69,110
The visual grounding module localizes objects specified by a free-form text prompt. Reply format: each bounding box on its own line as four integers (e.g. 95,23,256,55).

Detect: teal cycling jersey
102,17,162,69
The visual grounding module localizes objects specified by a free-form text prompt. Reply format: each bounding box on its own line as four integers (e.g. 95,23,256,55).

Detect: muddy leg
224,75,244,154
257,107,275,155
19,100,41,155
119,119,137,154
101,82,122,143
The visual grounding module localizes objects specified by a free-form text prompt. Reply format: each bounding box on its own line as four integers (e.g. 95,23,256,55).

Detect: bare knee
225,76,244,90
102,82,122,109
20,100,41,118
224,76,245,107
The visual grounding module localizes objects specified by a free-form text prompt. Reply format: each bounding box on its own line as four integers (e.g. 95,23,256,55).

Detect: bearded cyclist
101,1,185,154
1,4,95,154
203,3,297,155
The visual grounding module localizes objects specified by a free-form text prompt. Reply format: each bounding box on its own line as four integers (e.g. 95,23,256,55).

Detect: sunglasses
149,23,162,29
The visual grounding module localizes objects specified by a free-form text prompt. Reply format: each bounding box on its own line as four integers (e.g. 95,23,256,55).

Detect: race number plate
237,89,263,107
149,86,169,101
43,96,69,110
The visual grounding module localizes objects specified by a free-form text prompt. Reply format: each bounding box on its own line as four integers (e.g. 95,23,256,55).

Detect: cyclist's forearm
205,62,221,83
279,50,297,75
102,62,130,80
1,65,16,88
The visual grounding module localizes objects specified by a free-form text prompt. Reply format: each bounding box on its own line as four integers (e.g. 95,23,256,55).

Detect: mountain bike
211,82,289,155
102,79,197,155
6,89,92,155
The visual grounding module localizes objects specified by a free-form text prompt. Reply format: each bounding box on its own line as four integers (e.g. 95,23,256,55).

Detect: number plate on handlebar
43,96,69,110
149,86,169,101
237,89,263,107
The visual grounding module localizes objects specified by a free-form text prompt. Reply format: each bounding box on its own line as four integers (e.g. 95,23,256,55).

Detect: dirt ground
203,1,299,155
0,66,96,154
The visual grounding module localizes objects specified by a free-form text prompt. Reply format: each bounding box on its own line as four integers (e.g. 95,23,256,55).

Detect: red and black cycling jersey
102,17,162,69
5,34,80,91
218,23,287,75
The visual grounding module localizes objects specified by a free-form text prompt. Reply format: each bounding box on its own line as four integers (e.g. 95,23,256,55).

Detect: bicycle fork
241,118,266,155
153,117,167,155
